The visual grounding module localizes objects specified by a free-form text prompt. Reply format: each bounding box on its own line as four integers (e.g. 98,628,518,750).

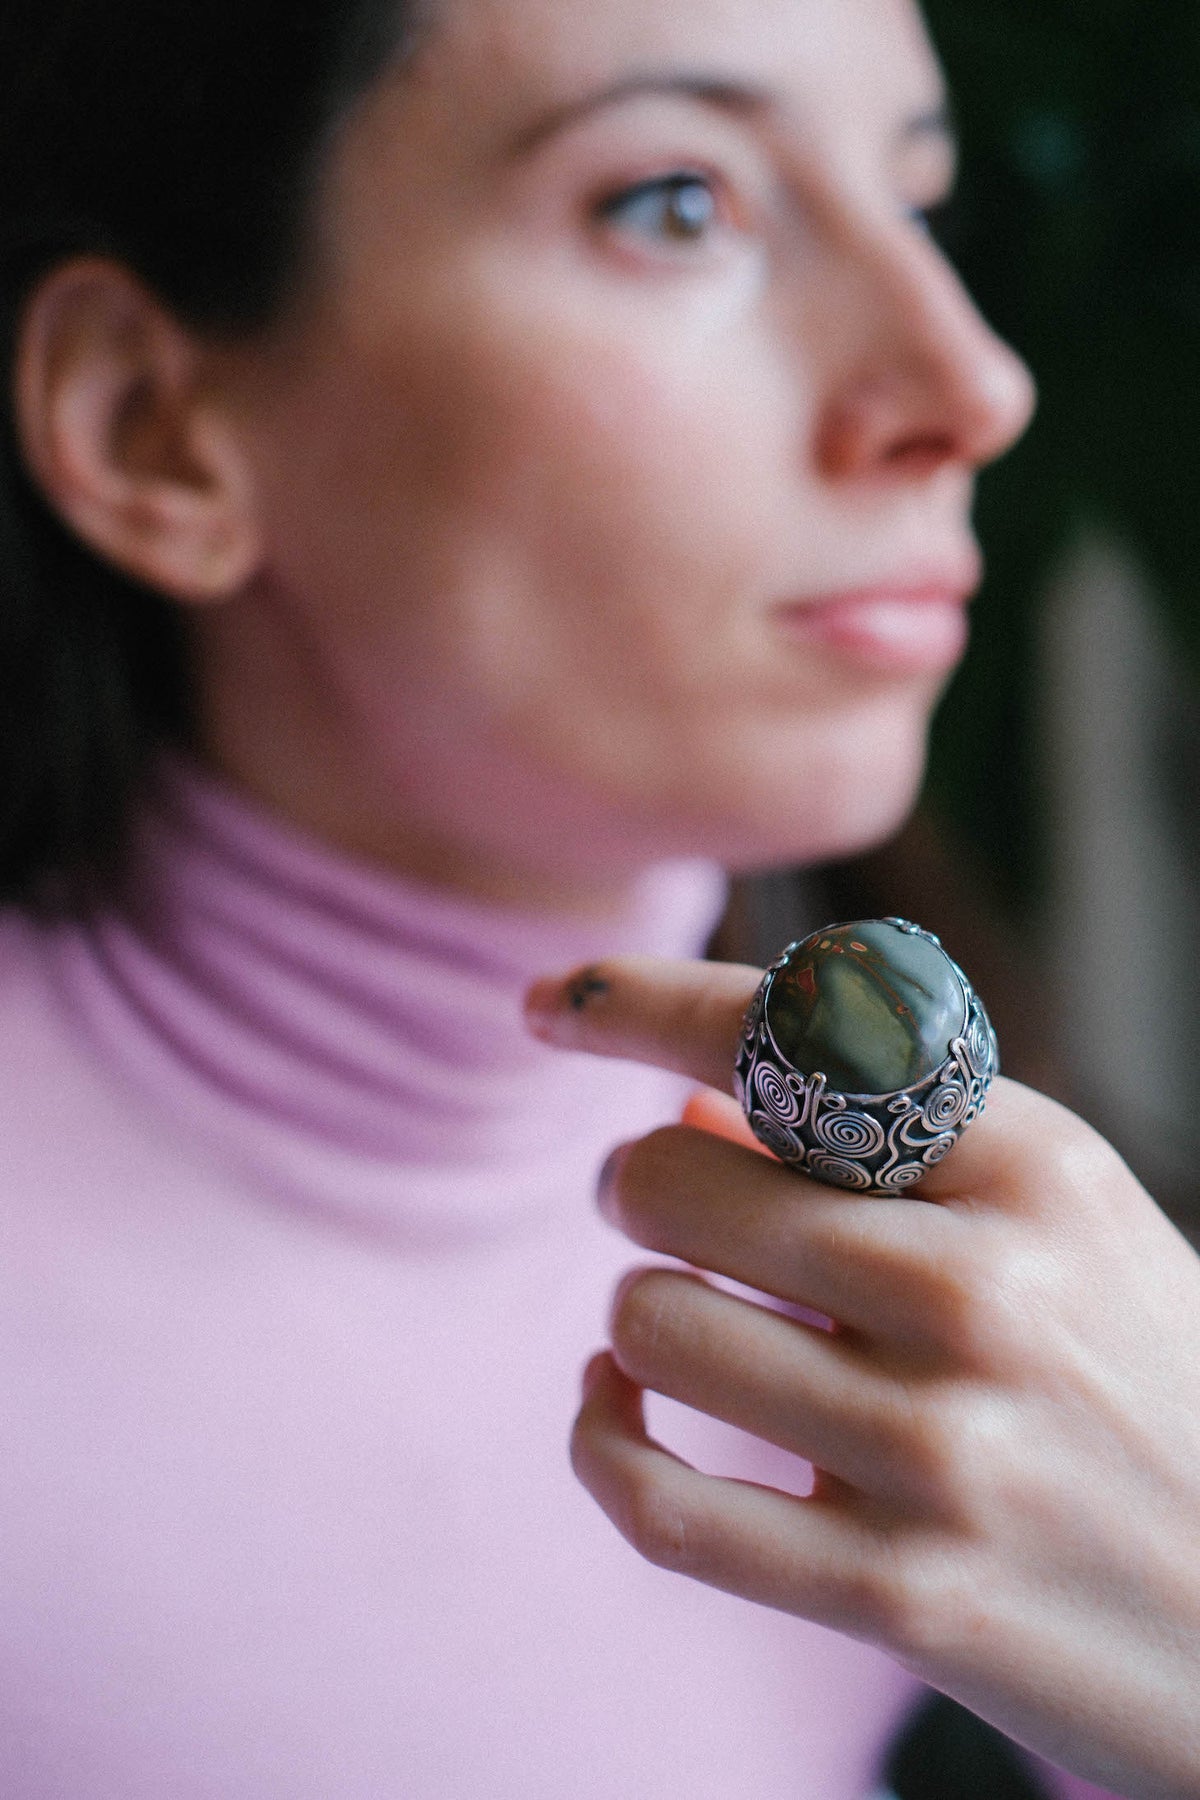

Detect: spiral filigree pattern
876,1161,929,1192
921,1079,969,1133
752,1060,804,1126
811,1106,885,1158
966,1005,996,1079
805,1152,875,1191
748,1112,803,1165
922,1134,958,1167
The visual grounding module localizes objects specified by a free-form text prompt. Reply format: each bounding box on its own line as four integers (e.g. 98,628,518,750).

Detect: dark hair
0,0,425,910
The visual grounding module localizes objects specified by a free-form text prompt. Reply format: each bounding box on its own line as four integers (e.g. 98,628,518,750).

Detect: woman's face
202,0,1035,903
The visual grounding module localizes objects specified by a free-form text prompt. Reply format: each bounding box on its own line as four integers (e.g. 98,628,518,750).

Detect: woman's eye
596,173,720,246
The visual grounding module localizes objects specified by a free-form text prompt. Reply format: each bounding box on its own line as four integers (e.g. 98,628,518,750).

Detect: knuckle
835,1539,923,1645
898,1386,1013,1519
880,1389,957,1496
1004,1098,1120,1206
918,1233,1038,1366
1048,1123,1128,1217
620,1472,700,1576
860,1535,985,1660
610,1269,682,1377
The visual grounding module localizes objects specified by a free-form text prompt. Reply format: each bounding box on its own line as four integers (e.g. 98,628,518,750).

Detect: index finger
525,955,760,1094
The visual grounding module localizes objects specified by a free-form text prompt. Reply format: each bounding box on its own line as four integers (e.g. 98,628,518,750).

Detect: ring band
734,918,998,1194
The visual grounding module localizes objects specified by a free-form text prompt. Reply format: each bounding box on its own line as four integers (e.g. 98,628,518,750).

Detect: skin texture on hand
526,957,1200,1800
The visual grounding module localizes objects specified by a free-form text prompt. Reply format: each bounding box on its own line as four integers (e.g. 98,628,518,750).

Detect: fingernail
581,1351,608,1397
596,1142,630,1220
523,966,612,1041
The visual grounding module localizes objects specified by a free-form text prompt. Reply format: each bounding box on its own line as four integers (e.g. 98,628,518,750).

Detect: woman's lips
774,584,974,674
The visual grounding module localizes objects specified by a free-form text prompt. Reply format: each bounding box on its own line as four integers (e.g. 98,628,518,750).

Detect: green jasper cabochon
764,921,967,1097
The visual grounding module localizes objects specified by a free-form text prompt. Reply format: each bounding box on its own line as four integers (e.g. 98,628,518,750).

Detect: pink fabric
0,762,1119,1797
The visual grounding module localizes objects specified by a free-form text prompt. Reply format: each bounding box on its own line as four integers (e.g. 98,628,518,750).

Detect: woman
1,0,1195,1793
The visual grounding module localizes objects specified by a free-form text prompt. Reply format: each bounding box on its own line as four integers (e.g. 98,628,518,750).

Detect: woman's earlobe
12,256,263,604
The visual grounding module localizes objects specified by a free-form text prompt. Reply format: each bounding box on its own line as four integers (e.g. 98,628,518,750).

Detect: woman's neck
190,622,668,922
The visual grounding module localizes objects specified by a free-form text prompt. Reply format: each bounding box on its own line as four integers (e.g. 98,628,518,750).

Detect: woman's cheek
531,361,787,632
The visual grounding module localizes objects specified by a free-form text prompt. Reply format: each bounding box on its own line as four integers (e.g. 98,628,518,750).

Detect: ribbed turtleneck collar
51,759,727,1241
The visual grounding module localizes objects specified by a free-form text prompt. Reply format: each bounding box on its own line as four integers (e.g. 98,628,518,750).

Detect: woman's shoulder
0,905,60,1014
0,904,78,1078
0,906,230,1257
0,908,116,1172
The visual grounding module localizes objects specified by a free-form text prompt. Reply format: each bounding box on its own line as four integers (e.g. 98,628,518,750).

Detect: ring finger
609,1262,945,1507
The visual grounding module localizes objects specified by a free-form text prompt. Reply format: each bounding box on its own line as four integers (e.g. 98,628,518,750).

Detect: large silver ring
734,918,998,1194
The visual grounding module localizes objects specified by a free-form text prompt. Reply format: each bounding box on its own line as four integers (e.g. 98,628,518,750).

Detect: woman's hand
526,957,1200,1800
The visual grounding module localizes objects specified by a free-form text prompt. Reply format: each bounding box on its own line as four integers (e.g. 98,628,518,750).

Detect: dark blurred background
924,0,1200,895
740,0,1200,1230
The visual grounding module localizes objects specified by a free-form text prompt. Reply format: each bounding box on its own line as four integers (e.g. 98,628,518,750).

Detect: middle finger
602,1124,969,1341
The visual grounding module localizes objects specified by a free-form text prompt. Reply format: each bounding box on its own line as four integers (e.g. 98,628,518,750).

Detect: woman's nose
813,231,1037,483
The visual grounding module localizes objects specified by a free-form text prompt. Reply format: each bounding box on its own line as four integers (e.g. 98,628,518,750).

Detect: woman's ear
12,256,263,604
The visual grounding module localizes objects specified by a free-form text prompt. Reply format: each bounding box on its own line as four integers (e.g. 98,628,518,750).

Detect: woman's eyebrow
508,72,775,157
509,72,955,160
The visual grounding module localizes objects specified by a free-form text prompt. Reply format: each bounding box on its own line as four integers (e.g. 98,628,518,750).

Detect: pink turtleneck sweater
0,764,1115,1798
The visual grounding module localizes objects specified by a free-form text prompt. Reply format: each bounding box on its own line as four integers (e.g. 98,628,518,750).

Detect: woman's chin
722,801,919,876
691,723,930,874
